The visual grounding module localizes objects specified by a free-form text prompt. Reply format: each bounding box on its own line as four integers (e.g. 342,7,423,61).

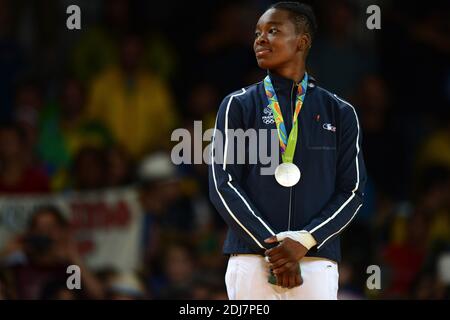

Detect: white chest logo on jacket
262,106,275,124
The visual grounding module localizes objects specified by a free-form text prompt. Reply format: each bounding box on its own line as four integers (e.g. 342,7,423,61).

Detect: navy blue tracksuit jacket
208,72,367,263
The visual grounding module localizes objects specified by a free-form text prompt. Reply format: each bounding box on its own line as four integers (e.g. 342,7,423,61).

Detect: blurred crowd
0,0,449,299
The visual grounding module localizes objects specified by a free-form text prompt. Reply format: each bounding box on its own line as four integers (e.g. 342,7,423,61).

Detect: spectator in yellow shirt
87,34,178,159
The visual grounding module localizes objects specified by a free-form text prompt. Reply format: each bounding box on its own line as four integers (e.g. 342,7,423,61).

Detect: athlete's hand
275,264,303,288
264,236,308,275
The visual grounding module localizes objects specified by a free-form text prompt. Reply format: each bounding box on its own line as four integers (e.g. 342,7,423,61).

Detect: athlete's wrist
276,230,317,250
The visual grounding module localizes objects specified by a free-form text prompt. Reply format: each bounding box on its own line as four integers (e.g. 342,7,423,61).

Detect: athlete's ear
297,33,311,53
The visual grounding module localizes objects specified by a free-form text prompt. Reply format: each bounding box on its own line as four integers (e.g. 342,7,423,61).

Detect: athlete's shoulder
220,80,263,108
313,84,357,114
224,81,262,100
241,80,264,95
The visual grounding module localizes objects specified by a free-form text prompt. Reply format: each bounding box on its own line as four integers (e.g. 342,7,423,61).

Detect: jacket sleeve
304,95,367,250
208,90,277,252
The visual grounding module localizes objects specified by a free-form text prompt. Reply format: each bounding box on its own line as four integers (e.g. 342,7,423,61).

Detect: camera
24,234,54,255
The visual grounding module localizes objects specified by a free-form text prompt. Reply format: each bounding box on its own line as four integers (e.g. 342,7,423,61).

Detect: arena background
0,0,449,300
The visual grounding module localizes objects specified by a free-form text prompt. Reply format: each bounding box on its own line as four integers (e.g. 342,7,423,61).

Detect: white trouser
225,254,339,300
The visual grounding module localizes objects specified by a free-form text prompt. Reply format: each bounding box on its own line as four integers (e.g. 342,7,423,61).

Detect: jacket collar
267,70,316,92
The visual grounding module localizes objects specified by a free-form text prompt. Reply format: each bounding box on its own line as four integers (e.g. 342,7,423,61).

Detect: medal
264,72,308,187
274,163,301,187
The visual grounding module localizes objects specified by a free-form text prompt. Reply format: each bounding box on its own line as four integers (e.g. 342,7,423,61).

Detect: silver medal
274,163,301,187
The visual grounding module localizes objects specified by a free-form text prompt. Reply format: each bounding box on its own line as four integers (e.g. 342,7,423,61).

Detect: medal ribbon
264,72,308,163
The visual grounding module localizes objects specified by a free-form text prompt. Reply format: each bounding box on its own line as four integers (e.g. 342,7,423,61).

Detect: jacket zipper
288,82,296,231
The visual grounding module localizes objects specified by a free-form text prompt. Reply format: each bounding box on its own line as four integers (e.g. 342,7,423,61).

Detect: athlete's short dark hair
269,2,317,40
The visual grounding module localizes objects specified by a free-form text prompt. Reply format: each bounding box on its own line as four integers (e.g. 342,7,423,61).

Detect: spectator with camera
0,206,104,299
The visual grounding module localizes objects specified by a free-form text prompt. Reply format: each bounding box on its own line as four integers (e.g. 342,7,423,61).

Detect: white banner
0,188,143,272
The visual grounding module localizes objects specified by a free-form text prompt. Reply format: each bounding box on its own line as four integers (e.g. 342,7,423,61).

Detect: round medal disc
274,163,301,187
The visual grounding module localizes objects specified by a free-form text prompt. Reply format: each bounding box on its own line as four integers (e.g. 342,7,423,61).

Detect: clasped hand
264,236,308,288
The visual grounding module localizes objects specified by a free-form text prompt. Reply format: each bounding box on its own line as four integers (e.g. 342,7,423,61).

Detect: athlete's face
254,9,307,71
